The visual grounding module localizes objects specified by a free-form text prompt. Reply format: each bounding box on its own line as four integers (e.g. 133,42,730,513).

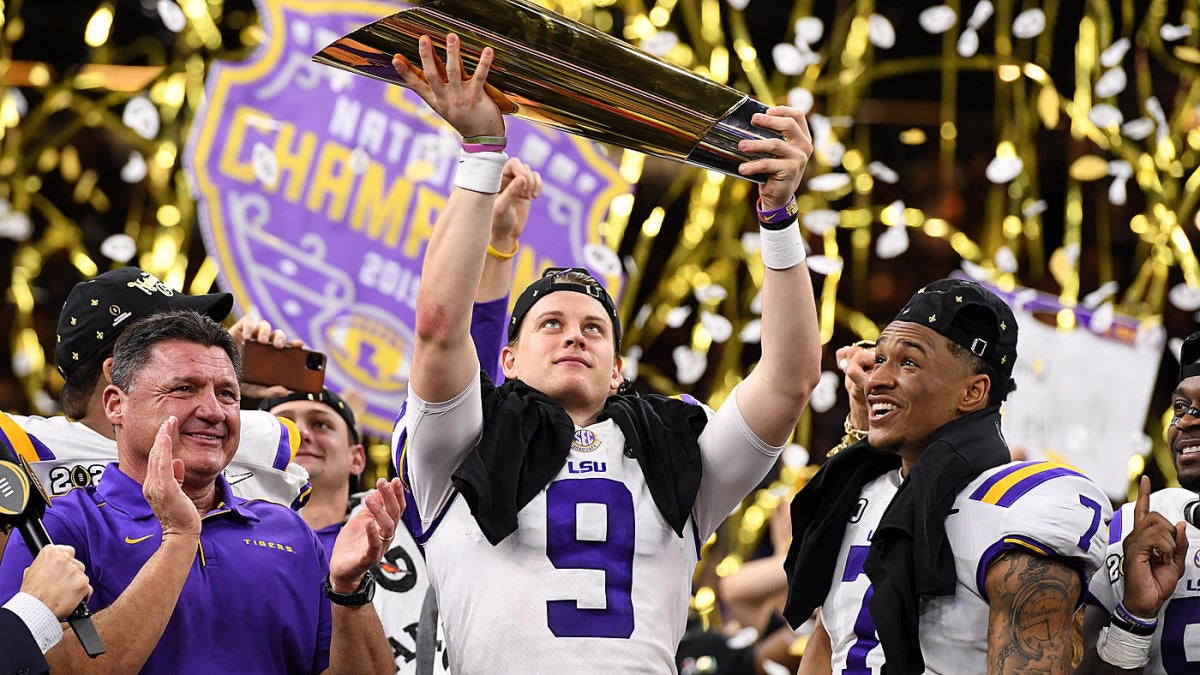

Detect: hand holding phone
241,342,327,394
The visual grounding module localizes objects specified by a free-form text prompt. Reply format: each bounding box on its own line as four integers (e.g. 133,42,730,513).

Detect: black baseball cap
508,267,621,349
259,387,359,444
55,267,233,380
893,278,1018,377
1180,331,1200,383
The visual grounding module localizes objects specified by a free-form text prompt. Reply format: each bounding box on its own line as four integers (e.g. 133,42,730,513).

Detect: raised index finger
1134,474,1151,521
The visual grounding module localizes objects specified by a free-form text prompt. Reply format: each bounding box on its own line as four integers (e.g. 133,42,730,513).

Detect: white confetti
251,141,279,187
867,14,896,49
1088,103,1123,128
1022,200,1047,217
739,319,762,344
725,0,750,10
1100,38,1131,68
1108,160,1132,179
867,161,899,184
810,371,841,413
967,0,993,30
100,234,137,262
794,16,824,45
787,87,815,114
750,290,763,315
985,156,1023,183
741,231,761,254
673,346,707,385
1108,176,1128,205
700,311,734,343
4,89,26,120
807,172,852,192
995,246,1018,273
1082,281,1119,309
918,5,957,34
1169,283,1200,311
772,43,807,75
157,0,186,32
960,259,989,280
665,306,693,329
621,345,642,383
122,96,160,139
1094,67,1127,98
1161,24,1192,42
1120,117,1154,140
642,31,679,57
957,28,980,57
780,444,809,469
583,243,623,278
1088,301,1115,334
634,305,652,329
0,210,31,241
806,255,844,276
1012,8,1045,39
875,224,909,259
694,284,728,303
801,209,839,235
120,151,147,183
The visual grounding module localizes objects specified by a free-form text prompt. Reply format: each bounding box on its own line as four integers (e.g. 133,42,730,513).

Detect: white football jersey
398,377,781,674
819,461,1109,675
8,410,310,508
920,460,1111,673
1088,487,1200,674
823,470,901,673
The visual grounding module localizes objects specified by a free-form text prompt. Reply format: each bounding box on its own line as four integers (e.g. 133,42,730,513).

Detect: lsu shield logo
187,0,628,435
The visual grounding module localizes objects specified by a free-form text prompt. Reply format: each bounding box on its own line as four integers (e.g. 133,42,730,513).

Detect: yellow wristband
487,242,519,260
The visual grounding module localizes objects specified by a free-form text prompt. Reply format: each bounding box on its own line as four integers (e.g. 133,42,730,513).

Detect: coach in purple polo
0,311,400,674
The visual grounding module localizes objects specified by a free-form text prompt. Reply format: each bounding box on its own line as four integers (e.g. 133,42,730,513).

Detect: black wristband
325,570,376,606
1109,610,1158,636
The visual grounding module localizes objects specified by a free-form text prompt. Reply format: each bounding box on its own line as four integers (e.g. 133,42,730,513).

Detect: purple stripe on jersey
272,420,292,471
393,399,410,484
994,467,1085,507
678,394,700,406
969,461,1040,501
1109,507,1124,546
411,491,458,546
975,534,1061,600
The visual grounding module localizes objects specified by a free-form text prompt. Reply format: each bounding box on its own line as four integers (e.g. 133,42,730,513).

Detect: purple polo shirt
0,463,332,674
314,521,342,563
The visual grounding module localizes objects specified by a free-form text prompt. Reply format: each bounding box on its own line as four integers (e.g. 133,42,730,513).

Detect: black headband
259,388,359,444
508,267,621,349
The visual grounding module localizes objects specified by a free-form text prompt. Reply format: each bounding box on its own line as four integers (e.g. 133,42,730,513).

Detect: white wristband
455,150,507,194
759,221,807,270
1097,624,1153,669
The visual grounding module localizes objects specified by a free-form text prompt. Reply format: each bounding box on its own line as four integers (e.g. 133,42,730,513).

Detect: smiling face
105,339,241,490
501,291,623,424
271,399,364,490
1168,376,1200,492
865,321,990,465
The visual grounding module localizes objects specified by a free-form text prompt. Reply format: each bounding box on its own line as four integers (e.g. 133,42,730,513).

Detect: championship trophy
313,0,783,182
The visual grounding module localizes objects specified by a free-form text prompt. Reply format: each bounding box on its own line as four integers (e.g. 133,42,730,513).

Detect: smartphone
241,342,327,394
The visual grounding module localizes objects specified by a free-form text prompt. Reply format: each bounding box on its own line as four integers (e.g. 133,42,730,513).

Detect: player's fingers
444,33,463,86
1174,521,1189,569
1134,475,1151,521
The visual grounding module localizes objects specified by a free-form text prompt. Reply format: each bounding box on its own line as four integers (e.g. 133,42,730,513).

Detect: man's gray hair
110,310,241,391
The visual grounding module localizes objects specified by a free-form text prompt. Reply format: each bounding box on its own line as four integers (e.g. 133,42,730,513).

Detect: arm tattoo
986,551,1081,674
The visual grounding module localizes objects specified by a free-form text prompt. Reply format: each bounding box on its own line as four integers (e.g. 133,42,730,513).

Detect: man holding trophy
389,31,820,671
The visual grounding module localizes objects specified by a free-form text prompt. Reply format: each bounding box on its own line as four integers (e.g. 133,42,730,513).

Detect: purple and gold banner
188,0,628,435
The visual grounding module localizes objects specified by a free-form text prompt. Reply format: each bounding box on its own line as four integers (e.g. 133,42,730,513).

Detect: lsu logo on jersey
571,429,601,453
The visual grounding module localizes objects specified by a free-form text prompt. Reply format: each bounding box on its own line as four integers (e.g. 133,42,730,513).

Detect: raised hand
836,342,875,431
1120,475,1187,618
391,33,505,139
328,478,406,593
143,416,201,539
491,157,542,251
228,314,304,399
738,106,814,209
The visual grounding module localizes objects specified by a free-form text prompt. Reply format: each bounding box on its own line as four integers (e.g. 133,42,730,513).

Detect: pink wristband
462,135,507,154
